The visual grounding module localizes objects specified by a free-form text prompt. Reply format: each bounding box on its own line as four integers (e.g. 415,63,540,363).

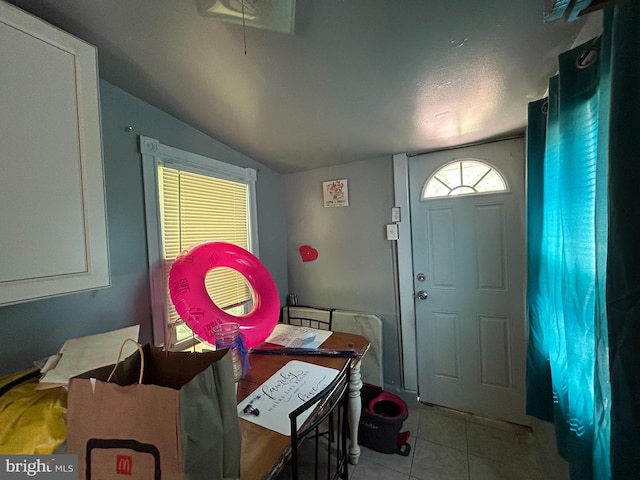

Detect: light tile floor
350,403,544,480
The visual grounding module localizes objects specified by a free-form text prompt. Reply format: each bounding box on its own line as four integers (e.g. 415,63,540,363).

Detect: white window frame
421,158,510,200
139,136,259,347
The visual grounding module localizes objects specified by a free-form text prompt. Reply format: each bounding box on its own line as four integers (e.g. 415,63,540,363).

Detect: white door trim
392,153,418,394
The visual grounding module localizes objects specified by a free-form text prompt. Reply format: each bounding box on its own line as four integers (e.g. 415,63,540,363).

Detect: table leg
348,360,363,465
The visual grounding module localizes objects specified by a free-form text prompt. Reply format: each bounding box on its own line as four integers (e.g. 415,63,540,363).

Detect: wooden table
236,331,370,480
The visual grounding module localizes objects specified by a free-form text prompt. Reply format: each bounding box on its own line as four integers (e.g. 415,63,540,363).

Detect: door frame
392,154,418,393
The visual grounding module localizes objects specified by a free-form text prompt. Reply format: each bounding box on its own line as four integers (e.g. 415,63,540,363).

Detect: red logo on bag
116,455,132,475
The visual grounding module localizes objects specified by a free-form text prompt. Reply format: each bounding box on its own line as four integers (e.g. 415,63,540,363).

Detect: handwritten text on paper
237,360,339,436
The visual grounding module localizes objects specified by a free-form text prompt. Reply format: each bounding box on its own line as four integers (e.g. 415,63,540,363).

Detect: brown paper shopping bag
66,340,241,480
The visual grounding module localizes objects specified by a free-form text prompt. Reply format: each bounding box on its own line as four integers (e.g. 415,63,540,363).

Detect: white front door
409,138,527,425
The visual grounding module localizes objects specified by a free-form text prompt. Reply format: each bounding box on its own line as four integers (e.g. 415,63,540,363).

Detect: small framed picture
323,179,349,207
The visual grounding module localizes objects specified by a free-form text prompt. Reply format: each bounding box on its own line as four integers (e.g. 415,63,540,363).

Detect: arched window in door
422,159,508,199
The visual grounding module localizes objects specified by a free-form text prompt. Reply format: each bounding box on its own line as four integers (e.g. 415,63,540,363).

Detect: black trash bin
358,383,411,456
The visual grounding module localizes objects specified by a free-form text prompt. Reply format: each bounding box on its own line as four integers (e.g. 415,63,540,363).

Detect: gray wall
284,156,402,388
0,80,288,376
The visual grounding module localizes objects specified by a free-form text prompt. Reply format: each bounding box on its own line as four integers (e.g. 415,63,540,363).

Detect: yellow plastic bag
0,368,67,454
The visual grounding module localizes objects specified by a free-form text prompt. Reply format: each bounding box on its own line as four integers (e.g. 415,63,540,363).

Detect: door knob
415,290,429,300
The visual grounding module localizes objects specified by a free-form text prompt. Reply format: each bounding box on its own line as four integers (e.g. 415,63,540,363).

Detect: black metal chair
287,360,350,480
281,305,335,331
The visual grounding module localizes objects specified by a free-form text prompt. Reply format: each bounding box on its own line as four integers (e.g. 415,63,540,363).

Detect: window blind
158,165,251,345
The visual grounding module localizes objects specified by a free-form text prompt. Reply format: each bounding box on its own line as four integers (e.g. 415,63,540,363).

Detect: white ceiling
7,0,586,173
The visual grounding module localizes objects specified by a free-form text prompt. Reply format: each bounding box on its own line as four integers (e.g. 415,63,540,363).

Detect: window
422,159,508,199
140,136,258,350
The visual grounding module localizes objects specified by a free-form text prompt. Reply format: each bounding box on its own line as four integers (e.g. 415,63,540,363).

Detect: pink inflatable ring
168,241,279,348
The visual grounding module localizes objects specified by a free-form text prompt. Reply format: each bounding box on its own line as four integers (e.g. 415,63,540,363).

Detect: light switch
391,207,401,222
386,223,399,241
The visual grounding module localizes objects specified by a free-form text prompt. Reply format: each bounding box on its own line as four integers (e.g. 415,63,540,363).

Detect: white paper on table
237,360,339,436
37,325,140,389
265,324,332,349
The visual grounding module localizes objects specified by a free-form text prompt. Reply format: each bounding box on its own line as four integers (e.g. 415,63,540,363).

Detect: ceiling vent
196,0,296,34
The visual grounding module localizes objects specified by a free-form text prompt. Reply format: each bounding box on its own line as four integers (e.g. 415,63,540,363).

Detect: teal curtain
526,97,554,424
605,2,640,478
526,3,640,478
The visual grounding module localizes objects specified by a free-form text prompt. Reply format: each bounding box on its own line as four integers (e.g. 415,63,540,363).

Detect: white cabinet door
0,1,109,305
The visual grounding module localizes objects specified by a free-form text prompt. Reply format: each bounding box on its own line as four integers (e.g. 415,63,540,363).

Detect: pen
249,348,358,358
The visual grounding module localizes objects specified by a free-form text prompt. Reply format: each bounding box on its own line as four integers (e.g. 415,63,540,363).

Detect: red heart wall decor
299,245,319,262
